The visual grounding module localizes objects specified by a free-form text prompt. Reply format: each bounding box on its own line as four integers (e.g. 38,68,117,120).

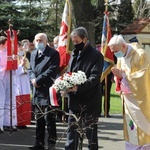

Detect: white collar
124,44,132,58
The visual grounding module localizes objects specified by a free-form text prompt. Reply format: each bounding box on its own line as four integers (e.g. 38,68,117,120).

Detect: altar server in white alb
15,42,31,127
0,36,17,132
16,42,30,95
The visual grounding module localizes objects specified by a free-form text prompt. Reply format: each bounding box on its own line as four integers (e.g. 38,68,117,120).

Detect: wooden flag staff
104,0,108,118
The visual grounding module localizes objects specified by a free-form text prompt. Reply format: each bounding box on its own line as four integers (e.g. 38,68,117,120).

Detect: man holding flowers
64,27,104,150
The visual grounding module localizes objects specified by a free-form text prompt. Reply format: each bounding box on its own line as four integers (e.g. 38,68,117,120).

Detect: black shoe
106,114,111,118
17,126,27,129
3,126,18,131
47,144,55,150
29,143,45,150
0,128,3,133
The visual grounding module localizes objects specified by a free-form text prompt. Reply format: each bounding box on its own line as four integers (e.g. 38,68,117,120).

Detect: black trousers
100,72,113,115
65,110,99,150
35,105,57,146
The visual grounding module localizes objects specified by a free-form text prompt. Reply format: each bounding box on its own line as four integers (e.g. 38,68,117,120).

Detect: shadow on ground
0,115,124,150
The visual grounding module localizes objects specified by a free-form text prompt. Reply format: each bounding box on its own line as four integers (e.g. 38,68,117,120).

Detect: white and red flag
57,0,71,74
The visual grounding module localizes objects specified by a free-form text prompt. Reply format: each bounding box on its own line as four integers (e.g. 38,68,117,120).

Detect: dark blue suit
28,45,60,147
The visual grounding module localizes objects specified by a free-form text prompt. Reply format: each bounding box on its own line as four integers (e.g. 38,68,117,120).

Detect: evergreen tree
93,0,105,44
0,0,64,42
117,0,134,33
93,0,118,43
0,0,139,45
0,3,44,41
108,2,119,35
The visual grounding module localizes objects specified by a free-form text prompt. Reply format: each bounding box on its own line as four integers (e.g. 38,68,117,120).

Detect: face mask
54,44,58,49
18,51,24,56
74,42,85,51
114,50,125,58
35,43,45,51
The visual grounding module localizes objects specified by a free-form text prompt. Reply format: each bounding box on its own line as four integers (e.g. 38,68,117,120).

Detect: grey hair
70,27,89,39
43,33,48,40
108,34,126,46
53,35,59,42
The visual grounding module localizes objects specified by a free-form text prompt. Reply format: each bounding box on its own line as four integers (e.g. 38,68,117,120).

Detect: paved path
0,115,125,150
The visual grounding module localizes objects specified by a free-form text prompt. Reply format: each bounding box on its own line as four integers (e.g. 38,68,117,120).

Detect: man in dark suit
100,72,113,117
64,27,104,150
100,55,116,118
28,33,60,150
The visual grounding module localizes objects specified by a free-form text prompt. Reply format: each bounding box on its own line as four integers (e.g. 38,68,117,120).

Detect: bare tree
133,0,150,18
36,106,98,150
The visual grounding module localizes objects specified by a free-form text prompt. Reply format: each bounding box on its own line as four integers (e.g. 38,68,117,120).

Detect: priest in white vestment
108,35,150,150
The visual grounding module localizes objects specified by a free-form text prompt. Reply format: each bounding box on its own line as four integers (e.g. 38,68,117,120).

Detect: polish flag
57,0,71,74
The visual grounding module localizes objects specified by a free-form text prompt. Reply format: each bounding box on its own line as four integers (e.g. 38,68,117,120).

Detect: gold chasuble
117,45,150,146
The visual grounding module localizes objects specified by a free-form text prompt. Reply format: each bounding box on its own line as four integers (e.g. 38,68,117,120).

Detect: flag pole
104,0,108,118
66,0,72,53
8,20,13,132
7,19,19,132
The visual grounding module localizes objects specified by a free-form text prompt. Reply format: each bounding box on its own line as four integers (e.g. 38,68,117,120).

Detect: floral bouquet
49,70,87,106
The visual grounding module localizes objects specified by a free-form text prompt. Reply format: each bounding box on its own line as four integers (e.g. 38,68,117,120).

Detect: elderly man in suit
28,33,60,150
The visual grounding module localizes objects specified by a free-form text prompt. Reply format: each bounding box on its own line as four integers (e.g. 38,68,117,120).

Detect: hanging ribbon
49,87,59,106
13,30,18,69
6,29,18,70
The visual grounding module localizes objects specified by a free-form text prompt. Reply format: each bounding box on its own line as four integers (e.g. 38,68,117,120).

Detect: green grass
110,83,123,114
102,83,123,114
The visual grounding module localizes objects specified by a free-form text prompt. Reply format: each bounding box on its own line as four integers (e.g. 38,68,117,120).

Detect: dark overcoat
67,43,104,114
28,45,60,106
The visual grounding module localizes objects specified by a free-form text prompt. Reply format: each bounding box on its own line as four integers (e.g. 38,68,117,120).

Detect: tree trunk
71,0,95,46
